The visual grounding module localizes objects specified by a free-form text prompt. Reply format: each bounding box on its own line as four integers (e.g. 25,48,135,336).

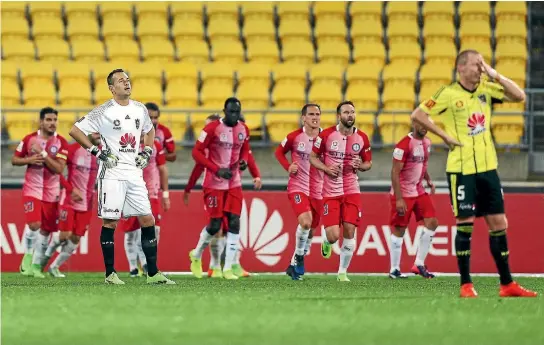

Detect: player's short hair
224,97,241,109
107,68,126,86
336,100,355,115
301,103,321,115
206,113,221,121
145,102,160,114
39,107,58,120
455,50,479,67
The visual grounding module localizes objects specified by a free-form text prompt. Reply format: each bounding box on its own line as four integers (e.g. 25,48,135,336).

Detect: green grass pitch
2,273,543,345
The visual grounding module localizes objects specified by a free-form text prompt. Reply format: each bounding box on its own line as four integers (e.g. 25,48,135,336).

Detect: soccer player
275,103,323,280
389,120,437,279
120,133,170,277
11,107,69,278
310,101,372,282
42,133,101,277
188,97,250,280
411,50,537,297
145,102,176,162
68,68,173,285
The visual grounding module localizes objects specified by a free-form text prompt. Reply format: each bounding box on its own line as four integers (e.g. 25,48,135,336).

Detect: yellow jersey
419,81,505,175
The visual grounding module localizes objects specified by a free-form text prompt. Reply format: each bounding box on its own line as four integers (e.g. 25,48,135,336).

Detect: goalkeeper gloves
136,146,153,169
88,145,118,169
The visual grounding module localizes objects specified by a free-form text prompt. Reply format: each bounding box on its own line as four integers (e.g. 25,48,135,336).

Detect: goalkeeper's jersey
418,81,505,175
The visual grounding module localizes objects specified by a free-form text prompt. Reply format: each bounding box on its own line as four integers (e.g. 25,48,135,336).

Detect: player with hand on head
275,104,324,280
189,98,251,280
389,119,437,279
412,50,536,297
145,102,176,162
69,68,173,284
11,107,69,278
310,101,372,282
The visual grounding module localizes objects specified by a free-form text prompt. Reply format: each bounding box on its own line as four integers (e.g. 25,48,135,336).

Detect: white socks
304,237,312,255
45,232,62,257
390,234,404,272
234,248,241,265
23,227,37,254
415,228,434,266
51,239,78,269
223,232,240,271
295,225,310,256
31,232,50,265
338,238,355,274
209,236,221,269
124,231,139,271
193,228,213,259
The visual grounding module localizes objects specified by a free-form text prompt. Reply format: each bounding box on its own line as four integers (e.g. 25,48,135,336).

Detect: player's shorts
58,206,92,236
203,187,243,219
22,196,58,232
322,193,362,228
447,170,504,218
119,198,161,233
389,193,436,228
97,178,152,220
288,192,323,229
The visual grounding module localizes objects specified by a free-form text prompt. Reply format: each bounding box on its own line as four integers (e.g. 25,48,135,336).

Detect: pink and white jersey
15,131,69,202
278,128,324,199
312,125,372,198
60,143,99,211
192,119,250,191
155,123,175,154
142,141,166,199
390,133,431,198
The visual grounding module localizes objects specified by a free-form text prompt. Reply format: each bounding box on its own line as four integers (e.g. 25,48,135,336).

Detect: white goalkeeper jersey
75,99,153,181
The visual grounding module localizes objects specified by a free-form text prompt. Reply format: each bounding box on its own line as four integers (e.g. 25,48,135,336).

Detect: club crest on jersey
478,94,487,105
135,119,140,130
297,142,306,152
238,132,245,141
220,133,228,142
352,143,361,152
330,140,339,151
49,145,58,154
467,113,486,136
113,119,121,130
119,133,137,152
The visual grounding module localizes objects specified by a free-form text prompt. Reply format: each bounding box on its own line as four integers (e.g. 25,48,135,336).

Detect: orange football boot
499,282,538,297
460,283,478,298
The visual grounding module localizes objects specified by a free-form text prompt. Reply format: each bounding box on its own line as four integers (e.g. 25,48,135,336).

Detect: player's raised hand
238,160,248,171
71,187,84,202
216,168,233,180
288,162,298,175
183,191,190,206
135,146,153,169
253,177,262,190
396,198,407,216
88,146,118,169
325,164,341,177
479,57,498,80
27,154,45,166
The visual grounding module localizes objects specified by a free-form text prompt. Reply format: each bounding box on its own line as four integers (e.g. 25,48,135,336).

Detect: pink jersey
60,143,99,211
390,133,431,198
15,131,69,202
192,119,250,190
312,125,372,198
155,123,175,154
142,141,166,199
277,128,324,199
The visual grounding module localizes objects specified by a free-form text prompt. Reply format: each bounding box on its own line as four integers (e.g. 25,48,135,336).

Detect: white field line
164,272,544,278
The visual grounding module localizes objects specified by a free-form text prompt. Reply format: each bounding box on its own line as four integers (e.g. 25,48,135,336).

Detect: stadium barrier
2,190,543,273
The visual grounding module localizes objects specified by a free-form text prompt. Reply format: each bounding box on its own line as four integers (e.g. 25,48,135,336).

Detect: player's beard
340,118,354,128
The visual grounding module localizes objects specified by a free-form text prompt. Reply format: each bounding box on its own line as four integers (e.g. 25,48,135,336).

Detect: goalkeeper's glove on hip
88,145,118,169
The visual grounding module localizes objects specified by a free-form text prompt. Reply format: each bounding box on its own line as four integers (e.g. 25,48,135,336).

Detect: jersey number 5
457,185,465,201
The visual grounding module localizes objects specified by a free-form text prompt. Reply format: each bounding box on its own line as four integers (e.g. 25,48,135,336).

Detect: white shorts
97,178,152,220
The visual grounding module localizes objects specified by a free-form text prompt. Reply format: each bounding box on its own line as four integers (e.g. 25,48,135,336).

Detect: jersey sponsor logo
119,133,137,152
297,142,306,152
314,137,322,148
393,148,404,160
413,146,423,157
135,119,140,130
424,100,436,109
103,208,120,214
198,131,207,143
330,140,339,151
467,113,486,136
352,143,361,152
238,132,245,141
113,119,121,130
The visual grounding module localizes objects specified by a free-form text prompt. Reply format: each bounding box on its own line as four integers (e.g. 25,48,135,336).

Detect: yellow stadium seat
423,115,445,144
351,2,382,21
58,81,92,106
351,19,383,44
29,2,62,19
67,17,99,40
124,63,163,104
459,1,490,21
1,2,27,19
201,63,234,85
354,114,376,139
166,80,199,107
160,112,188,141
495,2,527,21
190,112,222,137
106,39,141,63
141,39,175,63
64,2,97,20
138,17,169,41
1,17,29,41
55,112,78,138
4,112,39,141
100,3,134,21
419,62,453,84
344,84,379,112
237,82,270,109
176,39,209,64
165,62,198,89
94,84,114,104
241,2,274,21
136,2,169,20
495,60,526,82
382,86,415,111
266,114,301,142
346,64,380,89
387,19,419,43
274,84,306,109
383,62,417,84
422,2,454,21
244,18,276,44
419,81,447,102
315,18,346,42
36,39,70,62
495,19,527,44
310,63,344,88
171,2,203,21
279,18,311,43
237,63,271,84
495,41,527,65
2,79,21,106
24,82,57,107
425,41,456,64
247,41,279,65
273,63,308,88
212,40,245,64
387,1,418,21
102,18,135,41
239,113,263,132
459,21,491,41
2,40,35,61
313,1,346,20
494,102,525,112
19,63,54,84
208,19,240,42
91,63,119,87
56,63,92,84
72,39,106,62
423,19,455,43
201,83,235,108
352,41,386,66
320,114,338,128
318,41,350,65
32,17,65,42
308,82,342,109
388,42,421,65
172,18,204,41
492,114,524,145
460,39,492,62
2,62,19,83
378,113,413,144
206,2,239,20
282,40,315,65
277,2,310,21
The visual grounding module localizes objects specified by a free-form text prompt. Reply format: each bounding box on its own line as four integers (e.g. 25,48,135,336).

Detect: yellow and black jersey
419,81,505,175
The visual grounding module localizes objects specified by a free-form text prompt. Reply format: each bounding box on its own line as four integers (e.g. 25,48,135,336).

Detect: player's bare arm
479,58,525,103
353,156,372,172
309,151,339,177
424,171,436,195
29,142,64,174
411,108,462,149
11,153,45,166
158,164,170,211
391,160,407,216
69,125,94,150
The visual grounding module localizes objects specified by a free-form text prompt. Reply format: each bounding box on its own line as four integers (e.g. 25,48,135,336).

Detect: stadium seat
212,40,245,64
138,17,169,42
29,2,62,19
277,2,310,21
64,2,97,20
91,63,118,87
382,63,416,110
1,2,27,19
58,81,92,107
206,2,239,20
54,112,78,139
354,114,376,139
72,39,106,62
352,41,386,65
36,39,70,62
238,113,263,132
422,1,454,21
266,114,301,142
387,19,419,43
310,63,344,88
346,63,380,89
423,115,446,145
161,112,189,142
171,2,203,21
423,19,455,43
2,40,35,61
308,82,342,110
244,18,276,44
172,18,205,41
102,18,135,41
201,83,236,108
318,40,350,65
106,39,141,63
125,63,164,104
135,2,169,20
273,64,308,89
200,64,235,100
351,19,383,44
190,112,217,136
67,17,100,40
2,79,22,106
282,40,315,65
1,17,29,41
237,63,271,85
32,17,64,42
2,62,19,84
495,19,527,44
320,114,338,128
279,18,311,43
314,18,346,42
459,1,491,21
237,82,270,109
495,60,526,83
56,62,91,84
344,84,379,113
460,39,492,62
387,1,418,21
23,79,57,107
495,2,527,21
99,3,134,21
350,2,382,21
274,83,306,109
177,39,210,64
388,41,421,65
141,39,176,63
419,82,447,103
4,112,39,141
495,40,527,65
165,79,199,108
247,41,280,65
207,19,240,42
313,1,346,21
20,63,54,84
425,41,456,64
492,113,525,145
94,84,114,104
459,21,491,42
240,2,274,21
378,113,413,144
419,62,453,85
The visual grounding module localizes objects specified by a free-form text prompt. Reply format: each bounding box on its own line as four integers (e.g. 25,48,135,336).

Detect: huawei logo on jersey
119,133,137,152
467,113,486,136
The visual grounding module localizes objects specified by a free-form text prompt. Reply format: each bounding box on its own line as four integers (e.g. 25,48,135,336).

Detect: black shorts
446,170,505,218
